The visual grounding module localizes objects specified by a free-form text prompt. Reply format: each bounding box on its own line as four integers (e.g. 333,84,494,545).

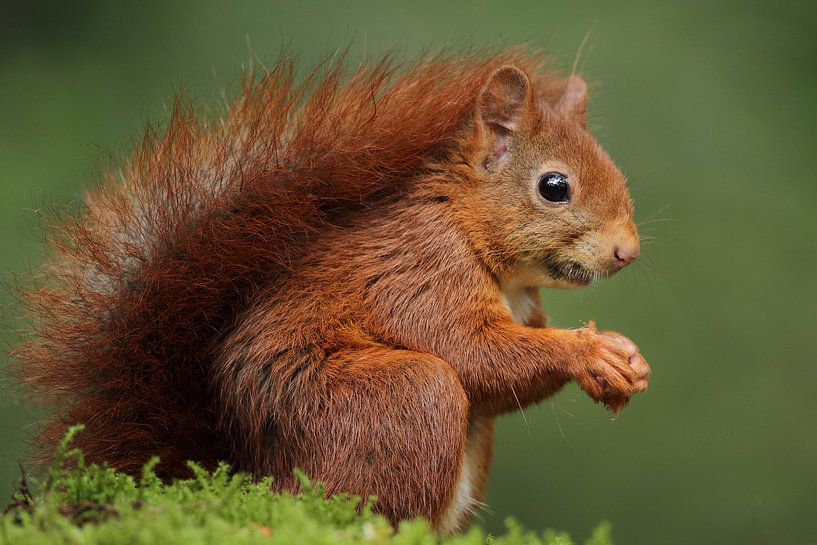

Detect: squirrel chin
544,276,593,289
502,266,593,290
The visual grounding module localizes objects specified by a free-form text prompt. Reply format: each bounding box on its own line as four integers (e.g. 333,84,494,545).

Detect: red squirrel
14,49,650,534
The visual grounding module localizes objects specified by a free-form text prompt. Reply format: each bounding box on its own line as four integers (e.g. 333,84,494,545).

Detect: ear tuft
477,66,532,134
557,75,588,126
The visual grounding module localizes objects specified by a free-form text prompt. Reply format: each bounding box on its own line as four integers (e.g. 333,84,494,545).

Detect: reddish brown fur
13,48,650,533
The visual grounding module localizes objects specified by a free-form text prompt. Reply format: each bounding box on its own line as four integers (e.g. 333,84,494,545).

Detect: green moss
1,426,613,545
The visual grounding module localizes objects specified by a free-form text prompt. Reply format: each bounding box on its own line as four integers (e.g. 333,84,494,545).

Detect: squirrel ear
477,66,533,135
556,75,588,126
476,66,534,170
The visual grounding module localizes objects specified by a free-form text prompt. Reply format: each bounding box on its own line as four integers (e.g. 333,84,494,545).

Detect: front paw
572,321,651,416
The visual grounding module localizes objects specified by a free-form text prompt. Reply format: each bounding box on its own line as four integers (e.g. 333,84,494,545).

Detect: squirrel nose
613,245,638,268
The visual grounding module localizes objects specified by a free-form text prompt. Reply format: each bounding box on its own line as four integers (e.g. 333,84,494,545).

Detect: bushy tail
12,48,564,478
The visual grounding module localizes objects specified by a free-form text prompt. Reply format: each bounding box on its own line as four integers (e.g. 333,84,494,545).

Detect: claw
604,395,629,417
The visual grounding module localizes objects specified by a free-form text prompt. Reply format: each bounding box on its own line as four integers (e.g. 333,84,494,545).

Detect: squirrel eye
537,172,570,203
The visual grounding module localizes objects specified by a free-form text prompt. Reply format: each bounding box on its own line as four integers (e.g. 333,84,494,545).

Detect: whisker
636,203,672,225
510,385,530,436
637,217,678,227
549,400,570,445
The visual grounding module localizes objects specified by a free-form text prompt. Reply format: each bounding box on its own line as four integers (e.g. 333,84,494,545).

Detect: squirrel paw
574,321,651,416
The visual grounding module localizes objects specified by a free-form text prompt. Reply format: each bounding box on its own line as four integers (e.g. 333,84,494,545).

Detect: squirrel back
13,49,571,478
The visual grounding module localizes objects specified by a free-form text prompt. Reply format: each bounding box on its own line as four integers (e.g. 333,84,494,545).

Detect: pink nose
613,245,638,268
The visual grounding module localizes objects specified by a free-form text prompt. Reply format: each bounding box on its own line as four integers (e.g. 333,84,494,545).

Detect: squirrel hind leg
270,346,471,530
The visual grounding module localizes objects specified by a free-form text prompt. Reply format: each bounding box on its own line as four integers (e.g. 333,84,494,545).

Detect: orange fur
12,48,650,534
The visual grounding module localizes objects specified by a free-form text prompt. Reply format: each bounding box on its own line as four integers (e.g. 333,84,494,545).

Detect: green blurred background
1,1,815,544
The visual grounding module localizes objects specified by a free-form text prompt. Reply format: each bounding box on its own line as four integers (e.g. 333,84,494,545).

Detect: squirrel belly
13,49,651,534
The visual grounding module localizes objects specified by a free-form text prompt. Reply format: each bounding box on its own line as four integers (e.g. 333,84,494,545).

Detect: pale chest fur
502,284,541,326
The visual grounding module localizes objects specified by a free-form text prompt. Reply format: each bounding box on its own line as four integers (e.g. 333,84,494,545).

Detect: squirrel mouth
545,260,595,286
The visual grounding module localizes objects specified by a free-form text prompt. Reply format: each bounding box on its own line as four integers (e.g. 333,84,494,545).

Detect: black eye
537,172,570,203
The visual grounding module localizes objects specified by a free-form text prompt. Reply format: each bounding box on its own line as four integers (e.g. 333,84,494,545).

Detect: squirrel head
458,65,639,288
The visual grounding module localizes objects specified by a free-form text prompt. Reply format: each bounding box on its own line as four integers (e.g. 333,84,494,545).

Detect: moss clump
1,426,613,545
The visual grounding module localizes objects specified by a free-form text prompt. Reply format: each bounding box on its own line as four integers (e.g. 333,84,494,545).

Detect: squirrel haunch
13,48,650,534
